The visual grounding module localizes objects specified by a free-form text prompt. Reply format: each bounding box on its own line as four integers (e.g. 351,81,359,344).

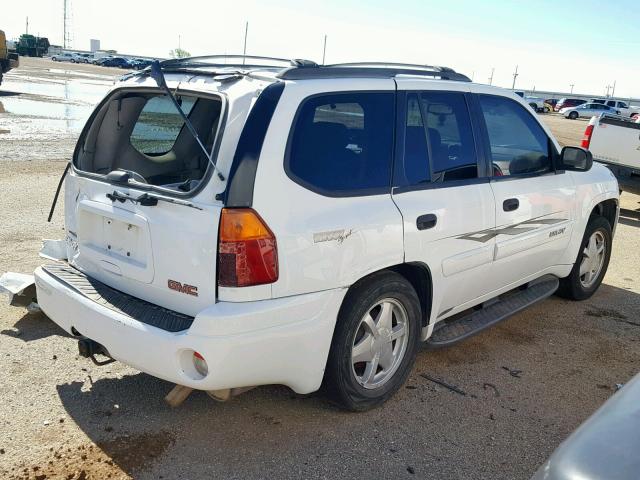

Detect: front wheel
569,111,579,119
557,216,612,300
323,271,421,411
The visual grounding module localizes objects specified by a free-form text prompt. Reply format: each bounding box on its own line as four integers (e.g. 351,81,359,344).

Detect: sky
4,0,640,97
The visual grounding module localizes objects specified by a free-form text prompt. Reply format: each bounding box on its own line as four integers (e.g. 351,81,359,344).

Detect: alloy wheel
351,298,409,389
579,230,606,288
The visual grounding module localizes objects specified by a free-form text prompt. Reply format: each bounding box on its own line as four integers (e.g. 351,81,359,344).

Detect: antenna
242,21,248,65
322,34,327,65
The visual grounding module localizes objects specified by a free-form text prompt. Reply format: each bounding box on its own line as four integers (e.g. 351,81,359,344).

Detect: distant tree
169,48,191,59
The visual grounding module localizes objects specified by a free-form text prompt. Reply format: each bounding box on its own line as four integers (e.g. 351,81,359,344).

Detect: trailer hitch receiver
77,338,116,366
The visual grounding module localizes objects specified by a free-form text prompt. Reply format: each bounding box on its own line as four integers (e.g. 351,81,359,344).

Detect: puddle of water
1,96,93,123
1,77,110,105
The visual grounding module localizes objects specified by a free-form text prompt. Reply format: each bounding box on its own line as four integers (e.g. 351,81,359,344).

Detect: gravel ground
1,59,639,480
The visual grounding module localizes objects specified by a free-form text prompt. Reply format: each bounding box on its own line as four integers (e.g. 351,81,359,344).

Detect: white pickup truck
514,91,545,112
590,99,640,119
583,114,640,195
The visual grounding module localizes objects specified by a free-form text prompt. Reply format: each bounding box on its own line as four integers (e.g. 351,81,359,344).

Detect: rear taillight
217,208,278,287
581,124,594,149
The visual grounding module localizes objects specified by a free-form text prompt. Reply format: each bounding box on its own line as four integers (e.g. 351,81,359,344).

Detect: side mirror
560,146,593,172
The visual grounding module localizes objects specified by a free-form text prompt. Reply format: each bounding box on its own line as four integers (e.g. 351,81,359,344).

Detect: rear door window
478,95,551,177
287,92,394,195
397,91,478,187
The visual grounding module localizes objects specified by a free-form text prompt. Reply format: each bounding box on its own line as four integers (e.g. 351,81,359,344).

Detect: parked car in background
92,56,111,65
100,57,131,68
590,99,640,118
130,58,153,70
514,91,545,112
51,52,76,62
72,53,93,64
583,114,640,195
555,98,587,112
561,102,620,119
25,57,618,411
544,99,558,112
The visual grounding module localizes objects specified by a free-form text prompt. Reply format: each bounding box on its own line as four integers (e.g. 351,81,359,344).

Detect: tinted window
130,95,196,154
478,95,551,177
399,92,477,186
288,92,394,194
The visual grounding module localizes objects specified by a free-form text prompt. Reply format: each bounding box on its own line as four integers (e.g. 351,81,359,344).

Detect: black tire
557,216,612,300
323,271,421,411
569,111,579,120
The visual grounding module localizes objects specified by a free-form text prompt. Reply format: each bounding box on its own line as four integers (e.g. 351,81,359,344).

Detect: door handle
503,198,519,212
417,214,437,230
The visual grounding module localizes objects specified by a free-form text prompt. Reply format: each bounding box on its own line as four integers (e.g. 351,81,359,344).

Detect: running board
426,275,559,349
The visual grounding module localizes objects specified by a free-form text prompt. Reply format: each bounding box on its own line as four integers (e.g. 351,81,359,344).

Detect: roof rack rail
277,62,471,82
160,55,318,69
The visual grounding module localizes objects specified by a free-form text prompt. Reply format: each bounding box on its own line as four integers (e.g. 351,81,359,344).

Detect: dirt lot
1,59,639,480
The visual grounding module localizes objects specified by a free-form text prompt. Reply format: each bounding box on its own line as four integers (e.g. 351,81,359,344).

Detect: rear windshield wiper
106,190,203,210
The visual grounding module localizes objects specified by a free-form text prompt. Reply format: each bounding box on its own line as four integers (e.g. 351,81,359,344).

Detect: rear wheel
569,111,579,120
323,271,421,411
557,216,612,300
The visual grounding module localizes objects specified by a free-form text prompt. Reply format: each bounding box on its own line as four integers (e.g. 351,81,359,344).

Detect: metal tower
63,0,73,48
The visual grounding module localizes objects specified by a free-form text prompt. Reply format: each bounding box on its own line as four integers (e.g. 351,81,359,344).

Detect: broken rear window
75,90,223,193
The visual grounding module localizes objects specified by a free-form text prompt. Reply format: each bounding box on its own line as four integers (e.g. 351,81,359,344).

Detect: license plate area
76,200,154,283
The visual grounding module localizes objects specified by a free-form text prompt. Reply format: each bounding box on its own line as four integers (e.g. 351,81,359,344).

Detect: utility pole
178,34,181,50
605,85,611,97
471,71,475,82
511,65,519,90
63,0,67,49
26,16,29,35
242,21,248,65
569,84,574,94
322,34,327,65
611,80,616,97
488,67,494,86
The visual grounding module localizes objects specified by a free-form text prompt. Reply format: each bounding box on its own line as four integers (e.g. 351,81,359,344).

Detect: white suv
33,56,619,410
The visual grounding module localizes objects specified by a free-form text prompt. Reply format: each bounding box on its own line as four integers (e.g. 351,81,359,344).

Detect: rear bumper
35,265,346,394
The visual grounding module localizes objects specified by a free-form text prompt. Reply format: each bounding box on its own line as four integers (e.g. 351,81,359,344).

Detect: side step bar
426,275,559,349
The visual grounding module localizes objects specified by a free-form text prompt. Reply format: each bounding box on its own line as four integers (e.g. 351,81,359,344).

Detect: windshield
74,89,223,194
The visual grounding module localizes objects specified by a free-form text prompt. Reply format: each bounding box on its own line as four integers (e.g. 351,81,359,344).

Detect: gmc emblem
167,279,198,297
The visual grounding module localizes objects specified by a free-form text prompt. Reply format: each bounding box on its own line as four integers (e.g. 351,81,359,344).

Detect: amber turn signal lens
218,208,278,288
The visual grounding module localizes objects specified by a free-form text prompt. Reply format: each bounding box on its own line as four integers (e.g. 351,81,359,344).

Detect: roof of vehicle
122,54,472,83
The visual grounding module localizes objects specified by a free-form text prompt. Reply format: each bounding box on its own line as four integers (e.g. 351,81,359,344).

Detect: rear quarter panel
251,79,405,299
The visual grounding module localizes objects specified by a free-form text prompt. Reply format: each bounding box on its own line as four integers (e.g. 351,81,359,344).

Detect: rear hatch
64,86,226,316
